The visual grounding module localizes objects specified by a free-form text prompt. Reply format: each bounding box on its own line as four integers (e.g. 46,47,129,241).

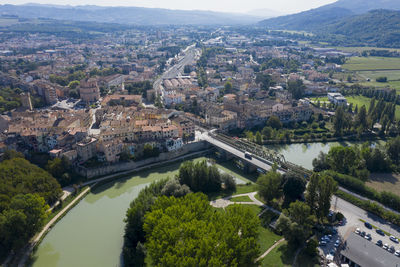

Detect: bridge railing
210,132,312,177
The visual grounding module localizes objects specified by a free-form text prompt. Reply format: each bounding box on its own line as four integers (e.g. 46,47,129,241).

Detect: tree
123,180,168,266
333,105,350,136
177,160,222,193
376,77,388,83
276,201,315,247
255,131,262,145
0,193,48,256
221,173,236,193
326,146,362,175
287,79,305,99
355,105,368,132
143,193,260,266
1,150,24,161
224,81,233,94
161,179,191,198
387,136,400,165
312,152,330,172
282,172,306,204
68,80,80,89
257,168,282,203
256,73,275,90
267,116,282,130
306,174,337,221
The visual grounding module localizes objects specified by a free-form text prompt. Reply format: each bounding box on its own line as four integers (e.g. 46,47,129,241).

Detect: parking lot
318,216,400,264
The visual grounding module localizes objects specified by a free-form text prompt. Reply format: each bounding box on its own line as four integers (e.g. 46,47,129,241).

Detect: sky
0,0,338,14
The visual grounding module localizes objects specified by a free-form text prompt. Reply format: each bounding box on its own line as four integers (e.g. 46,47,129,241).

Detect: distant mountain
325,10,400,47
258,7,353,31
0,4,259,25
327,0,400,14
259,0,400,30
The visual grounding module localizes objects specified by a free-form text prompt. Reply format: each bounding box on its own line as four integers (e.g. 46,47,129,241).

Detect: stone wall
77,141,211,179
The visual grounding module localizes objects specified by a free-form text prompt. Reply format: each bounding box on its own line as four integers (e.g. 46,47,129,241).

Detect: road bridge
198,131,311,177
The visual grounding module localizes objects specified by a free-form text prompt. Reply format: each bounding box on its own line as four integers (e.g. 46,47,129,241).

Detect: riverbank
30,154,255,267
16,186,92,267
262,133,387,145
7,149,212,267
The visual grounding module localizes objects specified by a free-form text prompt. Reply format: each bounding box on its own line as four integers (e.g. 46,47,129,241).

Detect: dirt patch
366,173,400,195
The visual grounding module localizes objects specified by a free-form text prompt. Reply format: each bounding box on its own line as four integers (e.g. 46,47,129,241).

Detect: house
165,138,183,151
328,93,347,105
77,137,98,162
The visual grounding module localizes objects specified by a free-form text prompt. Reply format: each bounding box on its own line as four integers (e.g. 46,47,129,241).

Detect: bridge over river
198,131,311,177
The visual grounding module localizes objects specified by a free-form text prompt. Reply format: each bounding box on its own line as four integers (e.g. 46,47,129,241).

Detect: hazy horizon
0,0,337,15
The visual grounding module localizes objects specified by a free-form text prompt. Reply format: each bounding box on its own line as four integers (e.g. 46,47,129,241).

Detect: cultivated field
343,57,400,94
343,57,400,71
334,47,400,53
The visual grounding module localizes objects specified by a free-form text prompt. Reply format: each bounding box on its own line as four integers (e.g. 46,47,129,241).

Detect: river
30,157,250,267
31,141,382,267
270,140,385,170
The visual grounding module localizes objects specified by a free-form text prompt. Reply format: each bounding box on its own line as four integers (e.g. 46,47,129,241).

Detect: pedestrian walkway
256,238,285,262
210,191,281,215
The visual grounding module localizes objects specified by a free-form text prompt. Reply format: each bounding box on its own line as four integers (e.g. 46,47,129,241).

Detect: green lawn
261,241,294,267
258,226,282,257
231,195,252,202
343,57,400,71
346,95,400,120
235,183,258,195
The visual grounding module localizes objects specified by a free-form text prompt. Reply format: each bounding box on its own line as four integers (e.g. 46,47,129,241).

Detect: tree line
123,160,239,266
0,152,62,260
257,167,337,250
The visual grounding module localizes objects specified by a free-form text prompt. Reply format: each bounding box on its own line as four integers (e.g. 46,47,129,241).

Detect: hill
0,4,258,26
325,10,400,48
259,0,400,30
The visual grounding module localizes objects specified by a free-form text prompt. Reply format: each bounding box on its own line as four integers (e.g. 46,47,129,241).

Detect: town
0,2,400,267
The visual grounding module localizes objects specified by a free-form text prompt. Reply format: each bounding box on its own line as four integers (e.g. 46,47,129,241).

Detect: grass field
366,173,400,195
258,226,282,258
231,195,252,202
333,47,400,53
261,241,294,267
344,57,400,71
346,95,400,120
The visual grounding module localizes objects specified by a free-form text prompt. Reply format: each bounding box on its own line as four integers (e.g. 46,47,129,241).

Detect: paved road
199,132,283,174
339,186,400,215
153,44,200,92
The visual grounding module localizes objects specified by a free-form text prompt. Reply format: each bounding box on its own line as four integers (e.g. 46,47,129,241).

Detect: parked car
365,233,372,241
376,240,383,247
395,250,400,257
389,246,396,253
319,241,327,246
360,231,366,237
390,235,399,243
376,229,385,236
329,249,335,255
334,240,340,248
383,244,389,250
364,222,372,229
355,228,360,235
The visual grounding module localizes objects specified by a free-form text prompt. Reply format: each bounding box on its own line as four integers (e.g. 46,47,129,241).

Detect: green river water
31,141,383,266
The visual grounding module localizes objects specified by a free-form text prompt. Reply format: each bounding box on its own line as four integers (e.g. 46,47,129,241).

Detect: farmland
343,57,400,94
